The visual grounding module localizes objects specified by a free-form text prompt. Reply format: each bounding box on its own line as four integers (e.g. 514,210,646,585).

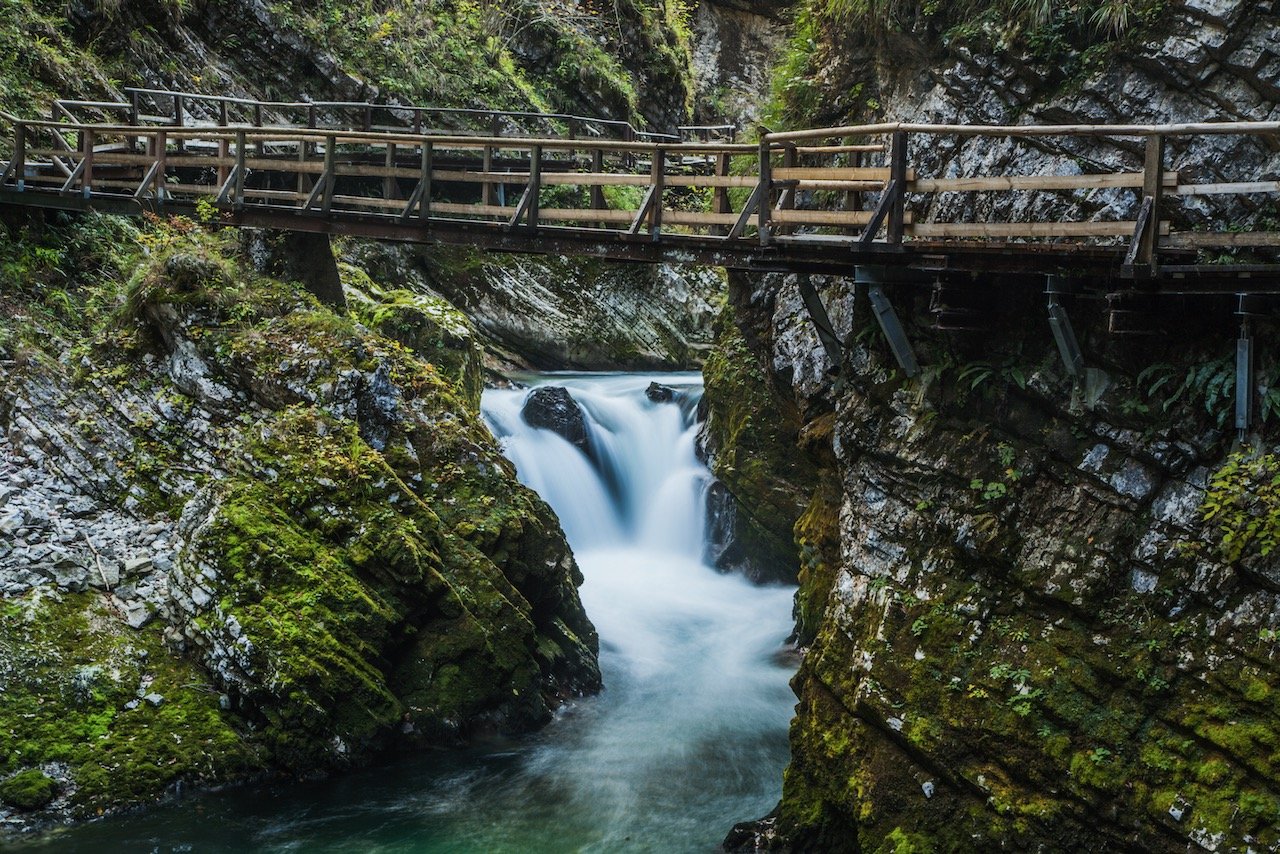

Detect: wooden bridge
3,88,1279,428
2,88,1278,291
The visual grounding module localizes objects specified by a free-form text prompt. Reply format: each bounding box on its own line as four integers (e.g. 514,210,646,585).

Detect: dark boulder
521,386,590,453
645,381,676,403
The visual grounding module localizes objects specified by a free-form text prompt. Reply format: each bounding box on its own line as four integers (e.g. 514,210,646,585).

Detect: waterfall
477,373,797,851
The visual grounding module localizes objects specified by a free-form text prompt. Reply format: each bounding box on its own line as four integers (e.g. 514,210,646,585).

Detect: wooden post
218,135,230,191
154,132,167,202
420,141,432,222
776,143,797,236
712,151,731,236
129,90,141,125
1138,134,1165,266
887,130,908,243
757,137,771,246
234,130,246,207
321,135,336,213
12,124,25,191
650,146,665,239
527,145,542,230
296,133,310,198
590,148,605,212
81,129,94,197
173,95,184,155
384,143,398,200
219,101,228,127
363,105,373,132
483,143,496,206
254,103,263,128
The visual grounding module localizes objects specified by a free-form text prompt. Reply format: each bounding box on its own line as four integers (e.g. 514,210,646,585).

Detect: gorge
2,1,1280,852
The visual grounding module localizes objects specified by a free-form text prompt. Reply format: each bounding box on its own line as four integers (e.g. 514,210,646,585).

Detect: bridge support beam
279,231,346,311
1236,294,1258,434
797,274,843,370
1046,276,1085,378
857,266,919,378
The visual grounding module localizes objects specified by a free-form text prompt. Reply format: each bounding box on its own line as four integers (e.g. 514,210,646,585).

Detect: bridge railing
2,113,1278,262
47,88,729,145
763,122,1280,264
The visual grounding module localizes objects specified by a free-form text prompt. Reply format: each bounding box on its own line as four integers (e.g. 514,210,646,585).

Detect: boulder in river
645,382,676,403
521,386,590,453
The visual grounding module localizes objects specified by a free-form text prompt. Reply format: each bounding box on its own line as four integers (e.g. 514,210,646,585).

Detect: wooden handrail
51,87,706,144
5,103,1280,263
766,120,1280,142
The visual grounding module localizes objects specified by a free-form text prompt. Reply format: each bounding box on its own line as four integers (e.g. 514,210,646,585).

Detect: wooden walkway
2,89,1279,289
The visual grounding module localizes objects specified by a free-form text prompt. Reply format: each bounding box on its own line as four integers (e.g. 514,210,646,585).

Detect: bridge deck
2,90,1279,292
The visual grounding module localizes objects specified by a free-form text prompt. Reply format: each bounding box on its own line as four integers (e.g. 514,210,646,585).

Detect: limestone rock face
715,268,1280,851
0,222,599,832
347,243,721,372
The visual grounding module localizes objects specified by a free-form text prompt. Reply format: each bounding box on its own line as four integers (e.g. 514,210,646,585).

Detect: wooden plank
430,202,513,217
794,144,887,155
1161,231,1280,248
1174,180,1280,196
773,166,899,181
909,221,1170,238
774,208,914,226
914,172,1179,193
536,207,636,224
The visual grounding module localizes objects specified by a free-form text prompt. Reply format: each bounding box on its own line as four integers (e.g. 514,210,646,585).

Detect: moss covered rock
0,218,598,829
700,288,817,584
0,770,57,812
711,272,1280,851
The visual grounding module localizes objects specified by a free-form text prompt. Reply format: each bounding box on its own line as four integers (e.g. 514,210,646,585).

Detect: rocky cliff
0,213,603,830
693,3,1280,850
718,267,1280,852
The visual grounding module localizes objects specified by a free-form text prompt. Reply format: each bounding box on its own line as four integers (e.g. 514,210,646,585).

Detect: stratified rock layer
716,270,1280,851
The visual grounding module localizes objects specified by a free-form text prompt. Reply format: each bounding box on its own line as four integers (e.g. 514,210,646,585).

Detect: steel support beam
858,265,919,377
797,274,843,368
1046,275,1085,378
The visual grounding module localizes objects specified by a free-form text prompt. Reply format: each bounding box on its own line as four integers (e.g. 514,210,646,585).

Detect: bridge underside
3,190,1276,297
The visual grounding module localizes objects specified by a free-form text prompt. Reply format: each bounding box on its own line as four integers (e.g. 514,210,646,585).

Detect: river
18,373,796,853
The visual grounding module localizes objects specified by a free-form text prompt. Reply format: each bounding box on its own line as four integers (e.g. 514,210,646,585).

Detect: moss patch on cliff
1,212,599,829
702,300,815,582
0,591,265,817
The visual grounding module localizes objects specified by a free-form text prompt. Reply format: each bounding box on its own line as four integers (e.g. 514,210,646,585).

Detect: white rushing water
477,373,797,851
26,373,796,854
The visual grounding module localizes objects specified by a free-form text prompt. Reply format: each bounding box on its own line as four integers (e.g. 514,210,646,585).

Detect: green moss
702,299,815,580
357,289,485,412
0,592,264,817
0,769,57,811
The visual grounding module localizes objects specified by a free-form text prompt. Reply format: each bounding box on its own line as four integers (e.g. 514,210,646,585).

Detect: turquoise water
14,374,796,853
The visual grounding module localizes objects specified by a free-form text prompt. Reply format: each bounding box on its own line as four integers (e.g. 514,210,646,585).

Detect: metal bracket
858,266,919,377
1046,276,1085,378
1236,295,1257,434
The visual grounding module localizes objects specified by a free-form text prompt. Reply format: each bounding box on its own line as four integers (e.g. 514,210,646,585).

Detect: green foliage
1203,452,1280,562
1135,356,1236,427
